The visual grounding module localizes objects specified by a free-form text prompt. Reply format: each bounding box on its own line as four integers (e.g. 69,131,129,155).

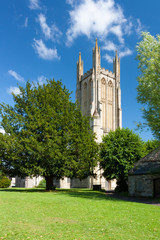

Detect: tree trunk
45,176,55,190
116,178,128,192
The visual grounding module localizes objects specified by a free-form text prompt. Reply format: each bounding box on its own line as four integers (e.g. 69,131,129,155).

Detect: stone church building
12,39,122,190
76,38,122,142
74,39,122,189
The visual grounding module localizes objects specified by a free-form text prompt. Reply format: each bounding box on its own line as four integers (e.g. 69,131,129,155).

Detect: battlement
100,68,115,78
81,68,93,80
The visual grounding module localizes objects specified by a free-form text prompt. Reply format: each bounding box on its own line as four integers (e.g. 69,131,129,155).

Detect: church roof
129,146,160,175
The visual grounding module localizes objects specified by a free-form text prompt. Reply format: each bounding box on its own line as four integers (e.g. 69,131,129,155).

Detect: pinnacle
79,52,81,63
115,50,118,59
95,38,98,50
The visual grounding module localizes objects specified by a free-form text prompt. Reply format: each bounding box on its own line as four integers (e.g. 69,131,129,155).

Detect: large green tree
136,32,160,139
0,80,98,190
142,139,160,157
100,128,144,192
0,132,15,176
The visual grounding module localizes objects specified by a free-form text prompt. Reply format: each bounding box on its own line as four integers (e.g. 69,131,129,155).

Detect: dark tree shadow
0,188,46,193
0,187,118,201
1,187,159,204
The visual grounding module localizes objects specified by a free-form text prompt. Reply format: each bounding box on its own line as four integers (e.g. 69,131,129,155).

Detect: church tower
76,39,122,143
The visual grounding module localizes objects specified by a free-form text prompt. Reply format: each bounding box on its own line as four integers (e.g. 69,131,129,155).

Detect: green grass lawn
0,188,160,240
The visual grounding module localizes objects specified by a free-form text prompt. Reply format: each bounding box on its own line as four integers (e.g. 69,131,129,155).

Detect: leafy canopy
136,32,160,139
100,128,144,191
142,139,160,157
0,79,98,189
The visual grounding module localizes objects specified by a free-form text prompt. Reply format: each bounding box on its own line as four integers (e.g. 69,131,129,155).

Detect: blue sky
0,0,159,140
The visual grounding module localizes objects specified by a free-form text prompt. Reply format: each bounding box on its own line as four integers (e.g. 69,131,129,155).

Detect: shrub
36,179,46,188
0,176,11,188
100,128,144,192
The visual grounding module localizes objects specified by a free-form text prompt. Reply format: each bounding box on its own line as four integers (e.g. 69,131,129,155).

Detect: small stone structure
128,147,160,197
53,177,116,190
11,176,43,188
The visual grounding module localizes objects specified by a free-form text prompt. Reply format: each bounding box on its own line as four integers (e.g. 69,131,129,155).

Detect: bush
100,128,144,192
36,179,46,188
0,176,11,188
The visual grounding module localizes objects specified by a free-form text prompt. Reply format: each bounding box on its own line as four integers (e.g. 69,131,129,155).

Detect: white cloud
7,87,21,95
104,53,113,63
66,0,129,45
24,17,28,28
135,19,144,36
37,14,62,41
119,48,132,58
102,40,117,51
8,70,25,83
32,75,47,87
124,18,133,35
66,0,76,6
38,14,50,39
0,128,5,135
66,0,73,4
110,25,124,44
29,0,41,10
33,39,60,60
66,0,138,62
38,75,47,85
104,46,132,62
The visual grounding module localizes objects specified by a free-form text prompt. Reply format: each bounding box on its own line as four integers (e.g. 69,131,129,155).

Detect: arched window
83,82,87,115
101,78,106,100
88,79,92,105
88,79,92,115
107,80,113,130
101,78,106,129
107,81,113,102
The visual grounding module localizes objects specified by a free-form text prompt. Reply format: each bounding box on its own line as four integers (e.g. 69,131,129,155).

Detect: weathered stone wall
53,177,71,189
53,176,115,190
53,177,90,189
71,177,90,188
14,176,44,188
128,174,160,197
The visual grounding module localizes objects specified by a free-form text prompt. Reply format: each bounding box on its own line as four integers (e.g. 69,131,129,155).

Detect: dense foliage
136,32,160,139
100,128,144,191
142,139,160,157
0,171,11,188
0,175,11,188
0,79,98,190
36,179,46,188
0,132,16,176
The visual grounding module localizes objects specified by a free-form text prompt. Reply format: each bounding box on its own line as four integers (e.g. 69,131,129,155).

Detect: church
76,38,122,143
12,39,122,190
74,39,122,189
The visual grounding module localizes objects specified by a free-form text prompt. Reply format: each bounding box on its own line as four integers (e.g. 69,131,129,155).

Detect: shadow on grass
1,188,160,204
58,188,114,201
60,189,160,204
0,188,46,193
0,187,119,201
109,192,160,205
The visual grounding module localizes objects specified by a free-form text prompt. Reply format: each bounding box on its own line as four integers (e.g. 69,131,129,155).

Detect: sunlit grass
0,188,160,240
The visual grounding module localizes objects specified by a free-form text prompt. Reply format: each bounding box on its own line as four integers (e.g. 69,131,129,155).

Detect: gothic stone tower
76,39,122,143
